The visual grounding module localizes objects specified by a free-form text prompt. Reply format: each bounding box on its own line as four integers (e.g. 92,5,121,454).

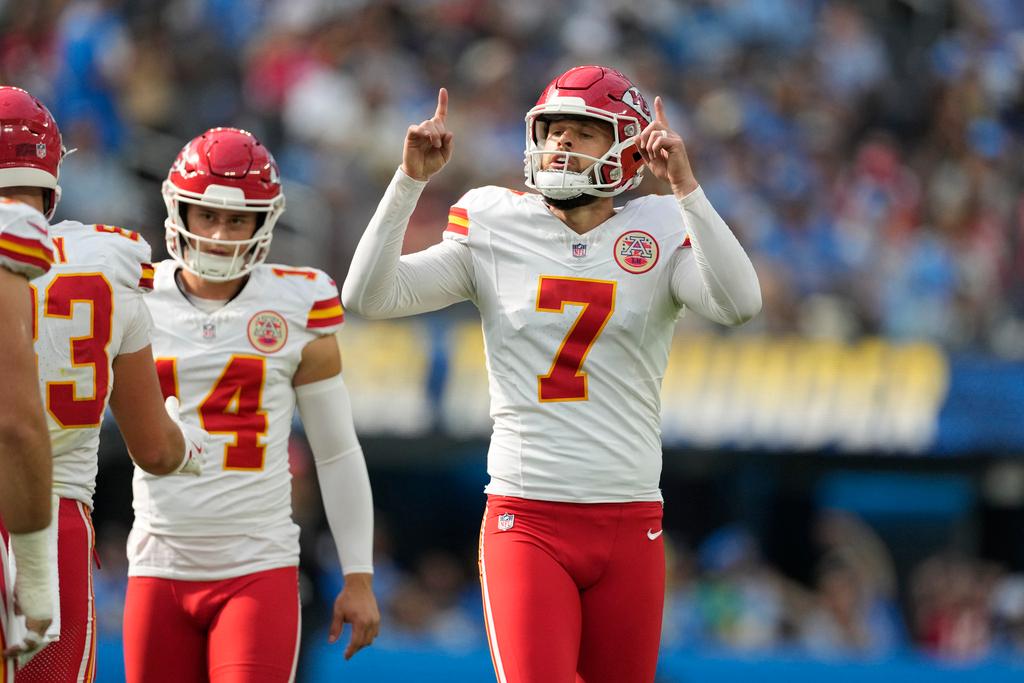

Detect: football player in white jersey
123,127,379,683
343,66,762,683
0,194,54,680
0,86,206,683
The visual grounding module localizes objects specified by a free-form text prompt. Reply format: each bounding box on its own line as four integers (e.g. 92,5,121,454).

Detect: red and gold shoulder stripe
0,232,53,272
307,296,344,328
138,262,155,290
446,206,469,236
682,234,691,248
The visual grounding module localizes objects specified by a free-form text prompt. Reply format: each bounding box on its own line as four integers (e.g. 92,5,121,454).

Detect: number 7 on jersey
536,276,616,402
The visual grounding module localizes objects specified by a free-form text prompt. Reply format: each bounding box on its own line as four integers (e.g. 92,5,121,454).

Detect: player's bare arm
0,267,52,532
295,334,381,659
109,346,204,475
637,96,699,198
401,87,453,181
293,333,342,387
0,265,54,656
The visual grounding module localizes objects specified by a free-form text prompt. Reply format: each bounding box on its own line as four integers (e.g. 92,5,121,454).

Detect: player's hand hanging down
637,96,699,198
329,572,380,660
402,88,453,181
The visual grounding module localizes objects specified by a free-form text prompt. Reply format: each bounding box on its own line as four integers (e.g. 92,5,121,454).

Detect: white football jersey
33,221,154,507
446,187,691,503
130,261,343,579
0,197,52,280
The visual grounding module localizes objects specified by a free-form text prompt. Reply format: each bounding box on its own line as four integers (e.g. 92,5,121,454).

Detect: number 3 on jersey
156,356,268,470
32,273,114,426
536,276,616,402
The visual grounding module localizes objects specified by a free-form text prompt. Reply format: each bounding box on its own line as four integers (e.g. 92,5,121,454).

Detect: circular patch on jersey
247,310,288,353
613,230,659,274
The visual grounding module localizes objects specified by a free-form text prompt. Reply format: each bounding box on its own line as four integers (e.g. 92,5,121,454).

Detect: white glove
165,396,205,476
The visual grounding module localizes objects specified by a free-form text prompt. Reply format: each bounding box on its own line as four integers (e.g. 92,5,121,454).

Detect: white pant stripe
479,502,508,683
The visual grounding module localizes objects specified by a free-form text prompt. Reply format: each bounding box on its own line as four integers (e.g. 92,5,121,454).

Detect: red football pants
1,523,11,683
16,498,97,683
123,566,300,683
479,495,665,683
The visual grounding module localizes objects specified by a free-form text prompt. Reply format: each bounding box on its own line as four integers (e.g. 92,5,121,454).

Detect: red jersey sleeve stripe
310,296,341,312
446,207,469,236
307,313,344,328
0,234,53,263
1,232,53,253
682,235,692,248
0,244,51,272
308,295,344,328
138,263,155,289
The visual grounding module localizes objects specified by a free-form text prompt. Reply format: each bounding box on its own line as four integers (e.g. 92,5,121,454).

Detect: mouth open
548,154,571,170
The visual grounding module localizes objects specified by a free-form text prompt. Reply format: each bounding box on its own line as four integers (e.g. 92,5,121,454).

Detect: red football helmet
524,65,653,199
0,86,64,219
163,127,285,281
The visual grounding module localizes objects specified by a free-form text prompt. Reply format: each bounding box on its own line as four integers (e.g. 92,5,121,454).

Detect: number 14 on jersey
156,356,269,471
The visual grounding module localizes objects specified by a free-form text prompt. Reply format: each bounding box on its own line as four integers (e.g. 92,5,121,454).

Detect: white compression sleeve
10,528,52,621
295,373,374,575
341,167,474,319
670,185,762,325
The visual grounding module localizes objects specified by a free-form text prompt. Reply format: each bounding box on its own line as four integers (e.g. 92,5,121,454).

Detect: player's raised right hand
401,88,453,181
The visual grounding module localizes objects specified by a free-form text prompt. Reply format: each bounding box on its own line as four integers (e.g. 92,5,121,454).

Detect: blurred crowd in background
3,0,1024,354
4,0,1024,670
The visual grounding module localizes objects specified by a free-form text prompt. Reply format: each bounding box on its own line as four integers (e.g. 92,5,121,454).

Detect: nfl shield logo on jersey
497,513,515,531
202,322,216,339
572,243,587,258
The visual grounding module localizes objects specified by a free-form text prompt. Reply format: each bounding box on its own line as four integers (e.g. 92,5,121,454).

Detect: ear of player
165,396,205,476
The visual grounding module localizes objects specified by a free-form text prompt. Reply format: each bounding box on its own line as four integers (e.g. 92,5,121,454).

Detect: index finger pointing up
434,87,448,122
654,95,668,126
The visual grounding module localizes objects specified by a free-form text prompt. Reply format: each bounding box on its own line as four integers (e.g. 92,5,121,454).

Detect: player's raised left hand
637,96,699,198
329,572,380,660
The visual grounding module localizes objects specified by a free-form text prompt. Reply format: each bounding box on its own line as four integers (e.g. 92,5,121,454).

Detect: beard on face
544,192,602,211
